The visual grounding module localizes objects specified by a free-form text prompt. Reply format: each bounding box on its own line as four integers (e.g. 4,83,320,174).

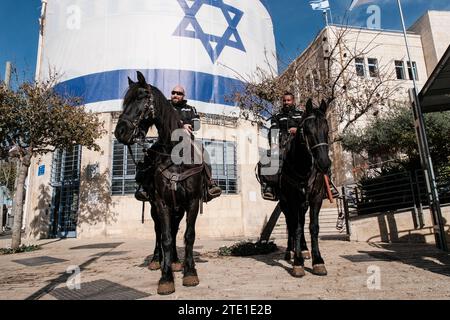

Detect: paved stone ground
0,236,449,300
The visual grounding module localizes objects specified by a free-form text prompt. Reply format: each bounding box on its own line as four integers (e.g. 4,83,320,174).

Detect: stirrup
263,193,277,201
135,189,150,202
206,186,222,202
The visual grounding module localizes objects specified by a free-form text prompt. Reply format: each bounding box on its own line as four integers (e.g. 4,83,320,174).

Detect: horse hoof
284,252,292,261
291,266,306,278
157,281,175,295
183,276,200,287
148,261,160,271
302,251,311,260
171,262,183,273
312,264,328,276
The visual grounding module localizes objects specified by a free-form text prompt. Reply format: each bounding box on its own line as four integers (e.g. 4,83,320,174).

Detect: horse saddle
159,163,205,191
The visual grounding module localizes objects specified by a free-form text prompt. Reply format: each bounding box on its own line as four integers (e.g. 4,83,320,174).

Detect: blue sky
1,0,450,84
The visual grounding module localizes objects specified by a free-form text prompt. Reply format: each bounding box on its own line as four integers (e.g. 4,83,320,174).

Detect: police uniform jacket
269,107,304,146
169,100,201,131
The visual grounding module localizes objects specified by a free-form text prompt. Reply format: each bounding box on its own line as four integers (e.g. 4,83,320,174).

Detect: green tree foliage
341,106,450,171
0,75,105,249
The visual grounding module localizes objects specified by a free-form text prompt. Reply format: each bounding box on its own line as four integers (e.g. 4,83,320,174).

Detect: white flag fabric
40,0,277,116
349,0,375,11
310,0,330,11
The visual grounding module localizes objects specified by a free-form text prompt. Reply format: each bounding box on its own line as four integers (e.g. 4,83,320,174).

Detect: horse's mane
123,83,141,109
150,85,182,145
123,83,182,146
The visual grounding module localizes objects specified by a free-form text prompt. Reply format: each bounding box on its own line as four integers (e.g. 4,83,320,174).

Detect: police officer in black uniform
134,86,222,202
263,92,304,199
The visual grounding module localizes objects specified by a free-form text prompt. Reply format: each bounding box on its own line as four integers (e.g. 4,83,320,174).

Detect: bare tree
0,72,105,249
231,24,406,141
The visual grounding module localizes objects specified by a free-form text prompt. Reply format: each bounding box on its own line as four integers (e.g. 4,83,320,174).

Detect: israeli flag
310,0,330,11
41,0,277,116
349,0,374,11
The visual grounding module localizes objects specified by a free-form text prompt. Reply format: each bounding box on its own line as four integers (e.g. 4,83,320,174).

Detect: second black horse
279,98,331,277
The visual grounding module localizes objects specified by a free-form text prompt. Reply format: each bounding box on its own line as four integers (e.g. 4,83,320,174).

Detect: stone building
22,5,450,241
23,0,279,240
281,10,450,186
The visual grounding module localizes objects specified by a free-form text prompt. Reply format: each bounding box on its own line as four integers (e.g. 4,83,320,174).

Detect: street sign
38,165,45,176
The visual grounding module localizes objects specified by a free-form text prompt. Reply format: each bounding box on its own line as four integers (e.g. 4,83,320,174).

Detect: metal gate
50,146,81,238
341,170,450,219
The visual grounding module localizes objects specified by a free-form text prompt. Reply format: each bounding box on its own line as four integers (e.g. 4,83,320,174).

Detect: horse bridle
122,86,156,166
299,114,329,152
130,86,155,144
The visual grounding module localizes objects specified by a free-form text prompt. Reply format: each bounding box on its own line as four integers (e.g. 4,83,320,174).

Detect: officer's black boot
135,160,150,202
135,185,150,202
206,180,222,202
204,163,222,202
262,184,276,201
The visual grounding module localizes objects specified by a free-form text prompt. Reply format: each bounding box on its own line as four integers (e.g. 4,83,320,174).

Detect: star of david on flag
173,0,246,63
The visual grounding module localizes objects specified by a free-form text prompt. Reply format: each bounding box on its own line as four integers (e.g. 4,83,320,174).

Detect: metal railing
341,170,450,220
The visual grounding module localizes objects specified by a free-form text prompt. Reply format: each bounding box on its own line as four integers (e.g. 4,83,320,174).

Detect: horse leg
149,204,161,271
183,200,200,287
309,197,327,276
291,204,306,278
156,201,175,295
171,210,184,272
281,204,292,261
285,235,293,261
300,206,311,260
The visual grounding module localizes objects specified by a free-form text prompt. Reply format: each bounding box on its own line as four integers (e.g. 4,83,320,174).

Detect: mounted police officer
261,92,304,200
135,85,222,202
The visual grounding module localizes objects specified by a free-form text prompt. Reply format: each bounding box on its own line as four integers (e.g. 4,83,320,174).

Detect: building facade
24,0,279,240
281,10,450,187
23,5,450,241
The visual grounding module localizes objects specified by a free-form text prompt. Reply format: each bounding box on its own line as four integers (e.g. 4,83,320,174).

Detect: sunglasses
171,91,184,96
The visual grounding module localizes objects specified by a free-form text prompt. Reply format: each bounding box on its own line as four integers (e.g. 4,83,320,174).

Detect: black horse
279,98,331,277
115,71,205,295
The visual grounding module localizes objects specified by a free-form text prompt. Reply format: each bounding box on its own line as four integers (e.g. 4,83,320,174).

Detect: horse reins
299,114,329,152
281,112,329,197
125,86,156,224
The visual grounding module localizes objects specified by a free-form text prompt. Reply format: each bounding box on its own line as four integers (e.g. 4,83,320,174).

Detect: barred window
111,141,146,195
50,146,81,238
203,140,238,195
111,139,238,195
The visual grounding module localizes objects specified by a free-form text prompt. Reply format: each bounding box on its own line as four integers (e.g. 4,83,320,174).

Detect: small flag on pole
310,0,330,11
349,0,375,11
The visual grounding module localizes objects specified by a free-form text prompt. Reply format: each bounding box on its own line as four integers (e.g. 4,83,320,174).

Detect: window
111,141,146,195
312,69,320,89
51,146,81,186
306,73,313,91
367,58,379,77
355,58,366,77
395,60,406,80
111,139,238,195
407,61,419,81
50,146,81,238
203,140,238,195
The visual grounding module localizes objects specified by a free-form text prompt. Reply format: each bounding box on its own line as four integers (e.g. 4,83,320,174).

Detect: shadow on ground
360,242,450,277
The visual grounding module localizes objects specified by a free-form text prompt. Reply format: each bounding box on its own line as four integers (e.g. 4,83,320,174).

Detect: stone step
271,208,347,239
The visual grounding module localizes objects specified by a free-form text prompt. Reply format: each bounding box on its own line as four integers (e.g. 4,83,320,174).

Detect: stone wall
349,206,450,245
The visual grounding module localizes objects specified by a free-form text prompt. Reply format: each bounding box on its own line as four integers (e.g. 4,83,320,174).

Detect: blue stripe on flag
54,69,245,107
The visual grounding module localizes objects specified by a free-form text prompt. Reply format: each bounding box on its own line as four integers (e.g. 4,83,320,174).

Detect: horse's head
301,99,331,173
114,71,155,145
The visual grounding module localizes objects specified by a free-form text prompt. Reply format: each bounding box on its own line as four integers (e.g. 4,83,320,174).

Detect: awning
419,44,450,113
